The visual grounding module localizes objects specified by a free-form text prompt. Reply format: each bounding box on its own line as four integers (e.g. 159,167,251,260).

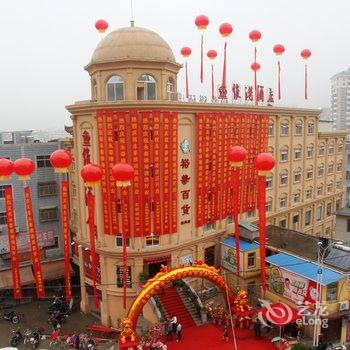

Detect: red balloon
95,19,108,33
112,162,134,187
181,47,192,58
301,49,311,59
251,62,261,71
273,44,285,55
219,23,233,37
80,164,102,186
207,49,217,60
50,150,72,173
249,30,261,42
228,146,248,164
254,153,276,172
13,158,35,180
0,158,14,180
195,15,209,30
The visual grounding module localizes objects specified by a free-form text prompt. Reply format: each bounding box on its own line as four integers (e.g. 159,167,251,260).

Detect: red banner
258,175,267,292
153,111,162,234
170,112,178,233
4,187,22,299
162,112,171,233
195,114,205,226
61,181,72,301
24,186,45,298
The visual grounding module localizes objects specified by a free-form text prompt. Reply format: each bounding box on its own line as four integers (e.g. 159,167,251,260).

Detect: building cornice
318,131,348,138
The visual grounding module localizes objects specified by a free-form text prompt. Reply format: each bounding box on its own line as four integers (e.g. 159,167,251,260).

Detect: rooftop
221,237,259,252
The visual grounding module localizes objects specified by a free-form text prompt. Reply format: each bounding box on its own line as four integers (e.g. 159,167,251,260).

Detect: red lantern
219,23,233,37
207,50,217,60
95,19,108,33
181,47,192,58
254,153,276,175
50,150,72,173
249,30,261,42
273,44,285,55
80,164,102,187
0,158,14,181
301,49,311,59
251,62,261,71
13,158,35,181
112,162,135,187
228,146,248,168
195,15,209,30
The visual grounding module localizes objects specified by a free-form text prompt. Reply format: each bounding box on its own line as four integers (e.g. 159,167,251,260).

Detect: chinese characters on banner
82,130,91,165
179,136,191,225
4,187,22,299
231,84,274,106
24,186,45,298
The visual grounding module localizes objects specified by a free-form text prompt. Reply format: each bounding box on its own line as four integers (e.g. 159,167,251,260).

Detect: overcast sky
0,0,349,130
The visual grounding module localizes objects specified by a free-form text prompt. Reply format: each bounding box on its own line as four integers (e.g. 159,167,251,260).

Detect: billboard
221,244,244,274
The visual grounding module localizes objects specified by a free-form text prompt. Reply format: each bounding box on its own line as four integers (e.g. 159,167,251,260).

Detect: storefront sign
117,266,132,288
180,253,193,266
221,244,244,274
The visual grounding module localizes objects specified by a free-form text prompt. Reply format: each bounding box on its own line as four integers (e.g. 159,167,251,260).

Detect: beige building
66,24,347,327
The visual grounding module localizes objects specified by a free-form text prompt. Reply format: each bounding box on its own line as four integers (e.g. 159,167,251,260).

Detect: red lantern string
200,34,204,84
278,61,281,100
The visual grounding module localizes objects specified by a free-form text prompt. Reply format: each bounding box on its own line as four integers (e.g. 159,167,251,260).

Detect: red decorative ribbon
254,47,258,105
185,61,189,99
211,63,215,100
4,187,22,300
61,181,72,302
231,169,240,276
122,226,127,309
305,63,308,100
278,61,281,100
200,34,204,84
222,41,227,91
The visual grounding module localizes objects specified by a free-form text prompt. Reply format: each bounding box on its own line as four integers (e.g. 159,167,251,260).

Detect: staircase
157,287,199,328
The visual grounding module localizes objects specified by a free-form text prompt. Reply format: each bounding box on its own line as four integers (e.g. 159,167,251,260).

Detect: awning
258,303,300,326
0,266,35,289
41,259,74,281
143,256,171,265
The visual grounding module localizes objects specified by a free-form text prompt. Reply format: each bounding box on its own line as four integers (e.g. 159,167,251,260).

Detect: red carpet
165,323,277,350
157,287,195,328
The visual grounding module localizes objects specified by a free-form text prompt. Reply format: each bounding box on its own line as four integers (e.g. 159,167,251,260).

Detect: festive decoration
50,150,72,173
228,146,248,168
95,19,108,33
218,23,233,100
249,30,262,105
0,158,14,181
120,318,137,343
207,50,217,101
273,44,285,100
251,62,261,71
249,30,261,42
195,15,209,84
80,163,103,187
181,47,192,99
254,153,276,292
301,49,311,99
13,158,35,181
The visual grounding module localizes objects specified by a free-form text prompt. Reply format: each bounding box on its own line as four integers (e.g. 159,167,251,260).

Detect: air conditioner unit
339,300,349,311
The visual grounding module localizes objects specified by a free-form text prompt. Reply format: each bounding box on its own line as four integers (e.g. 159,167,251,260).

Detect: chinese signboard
117,266,132,288
221,244,244,275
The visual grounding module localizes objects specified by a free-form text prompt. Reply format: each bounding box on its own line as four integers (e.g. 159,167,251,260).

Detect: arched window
92,79,97,100
268,146,275,155
306,166,313,180
318,142,325,156
280,120,289,136
337,141,344,153
294,168,302,183
280,146,289,162
106,75,124,101
307,144,314,158
306,186,313,200
166,77,174,100
328,142,334,155
280,170,288,186
317,184,323,196
294,145,302,160
137,74,157,100
317,164,324,177
307,121,315,134
268,120,274,136
293,190,301,204
328,162,334,174
266,197,273,212
337,161,342,172
279,193,288,208
295,120,303,135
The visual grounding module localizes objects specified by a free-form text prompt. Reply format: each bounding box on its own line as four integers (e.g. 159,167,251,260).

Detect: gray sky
0,0,349,130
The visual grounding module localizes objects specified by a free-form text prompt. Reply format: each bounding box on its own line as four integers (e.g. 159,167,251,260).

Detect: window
279,219,287,228
280,195,287,208
166,77,174,100
294,146,302,160
318,165,324,177
316,206,322,221
266,198,273,212
327,182,333,193
318,143,325,156
280,172,288,186
0,212,6,225
328,144,334,155
137,74,156,100
227,216,233,224
294,169,301,183
305,210,312,226
146,235,160,246
317,185,323,196
204,222,215,230
336,181,342,190
266,176,273,189
306,167,313,180
295,122,302,135
293,192,301,203
307,145,314,158
246,211,255,218
36,155,51,168
337,162,342,172
247,252,256,268
306,187,313,200
39,207,58,223
0,185,11,198
293,215,300,230
280,147,289,162
116,235,130,247
280,122,289,136
327,203,332,216
338,142,344,153
307,122,314,134
106,75,124,101
37,182,57,197
347,219,350,232
116,266,132,288
328,163,334,174
268,122,274,136
326,282,337,302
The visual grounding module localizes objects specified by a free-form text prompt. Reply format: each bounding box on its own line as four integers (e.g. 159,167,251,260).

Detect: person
166,319,173,341
170,315,177,335
176,322,182,342
222,324,229,342
51,330,59,342
254,318,262,339
75,333,80,349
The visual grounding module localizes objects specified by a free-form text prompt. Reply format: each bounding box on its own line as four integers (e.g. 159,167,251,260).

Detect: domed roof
91,26,176,63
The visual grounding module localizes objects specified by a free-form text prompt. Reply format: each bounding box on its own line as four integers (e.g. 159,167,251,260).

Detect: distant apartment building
331,68,350,132
0,131,70,296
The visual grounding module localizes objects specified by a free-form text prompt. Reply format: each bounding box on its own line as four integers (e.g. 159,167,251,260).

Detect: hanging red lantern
95,19,108,33
80,164,102,187
13,158,35,181
181,47,191,99
249,30,261,42
228,146,248,168
181,47,192,58
195,15,209,30
273,44,285,55
50,150,73,173
251,62,261,71
0,158,14,181
112,163,135,187
253,153,276,175
219,23,233,37
207,50,217,60
301,49,311,59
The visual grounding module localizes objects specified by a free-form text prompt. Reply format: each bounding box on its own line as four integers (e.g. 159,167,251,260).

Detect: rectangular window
116,235,130,247
327,183,333,193
317,186,323,196
347,219,350,232
293,192,301,203
294,149,302,160
337,163,342,172
306,189,312,199
280,124,289,136
280,197,287,208
328,164,334,174
318,166,324,177
326,282,337,301
0,212,7,225
146,235,160,246
281,150,288,162
318,146,325,156
36,155,52,168
328,147,334,155
37,181,57,197
268,123,274,136
336,199,341,210
279,219,286,228
307,147,314,158
227,216,233,224
39,207,58,223
306,169,313,180
294,172,301,183
266,176,273,189
327,203,332,216
0,185,11,198
316,206,322,221
280,174,288,186
293,215,299,230
305,210,311,226
336,181,342,190
246,211,255,218
247,252,256,268
266,201,272,212
116,266,132,288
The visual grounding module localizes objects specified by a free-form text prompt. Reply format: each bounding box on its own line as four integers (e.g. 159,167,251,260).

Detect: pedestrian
222,324,229,342
166,318,173,341
254,318,262,339
75,333,80,349
176,322,182,342
56,323,61,333
170,315,177,335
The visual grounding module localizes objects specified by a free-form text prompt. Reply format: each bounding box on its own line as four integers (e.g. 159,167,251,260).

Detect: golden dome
91,26,176,63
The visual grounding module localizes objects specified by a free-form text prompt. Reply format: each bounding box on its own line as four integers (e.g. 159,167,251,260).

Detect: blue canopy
221,237,259,252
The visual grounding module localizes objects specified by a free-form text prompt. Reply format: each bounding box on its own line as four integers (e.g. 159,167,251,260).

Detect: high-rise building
331,68,350,131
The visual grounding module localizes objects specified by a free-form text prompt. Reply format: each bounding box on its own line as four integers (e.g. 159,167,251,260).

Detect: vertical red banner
170,112,178,233
61,180,72,301
153,111,162,235
217,113,224,220
222,113,230,218
24,186,45,298
196,114,205,227
211,113,218,221
4,187,22,300
162,112,171,233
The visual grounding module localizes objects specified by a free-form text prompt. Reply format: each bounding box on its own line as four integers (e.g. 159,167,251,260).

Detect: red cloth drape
231,168,241,276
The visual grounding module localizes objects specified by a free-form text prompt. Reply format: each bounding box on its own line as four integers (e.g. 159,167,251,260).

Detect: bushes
291,343,312,350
